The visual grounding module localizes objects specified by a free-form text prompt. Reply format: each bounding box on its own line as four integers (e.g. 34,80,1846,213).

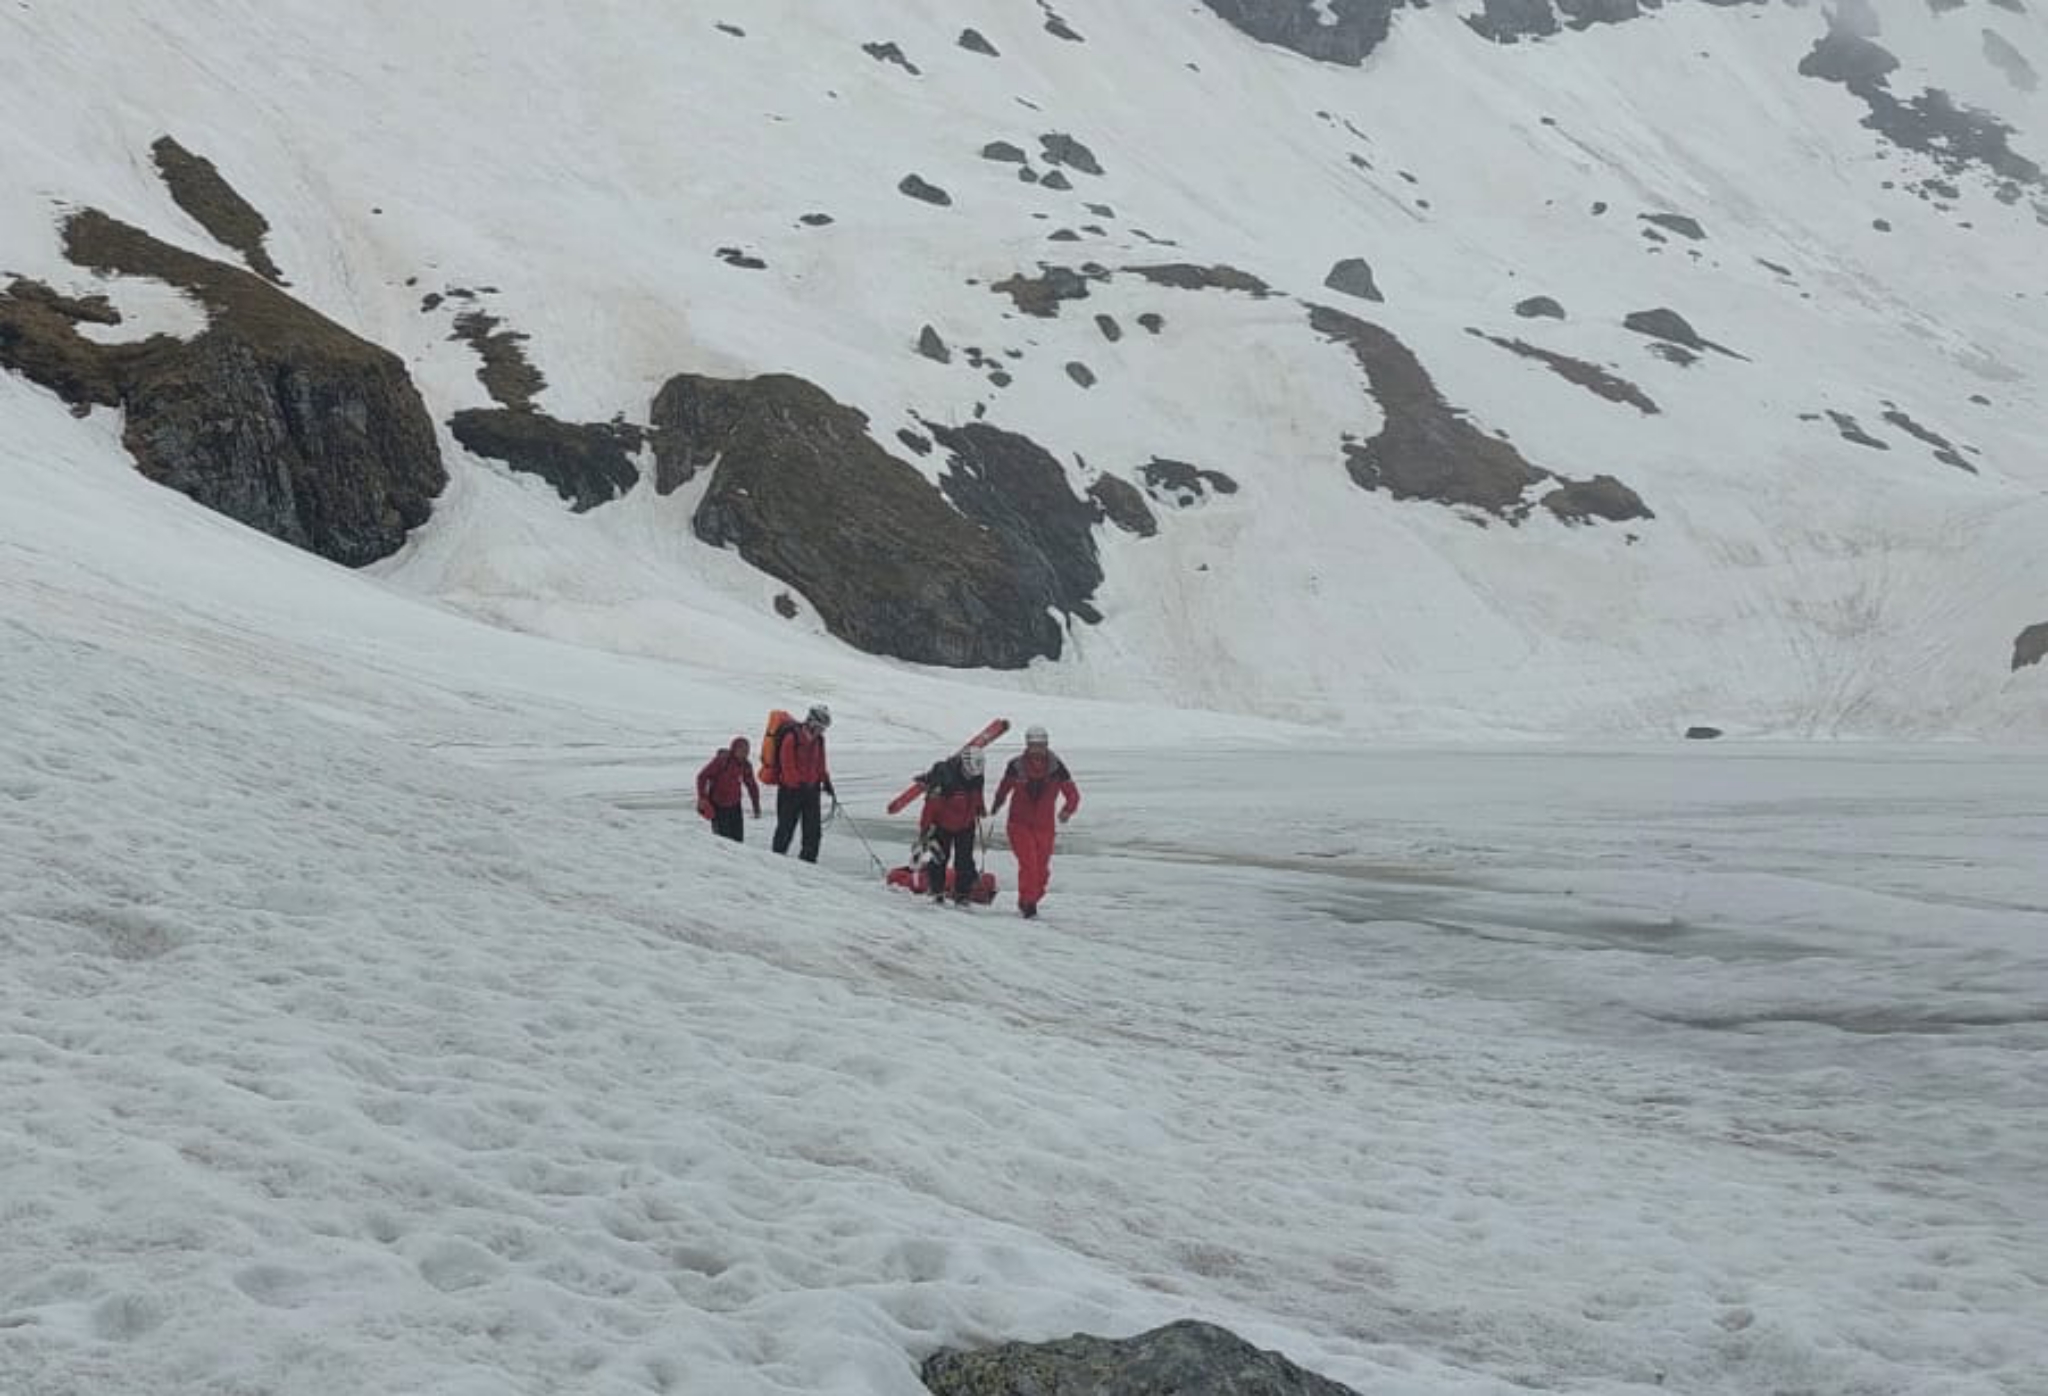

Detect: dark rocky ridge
651,372,1090,667
1469,330,1661,414
150,135,285,283
1799,24,2043,188
1313,303,1545,517
1126,263,1276,297
0,210,444,567
449,409,641,512
1312,304,1650,524
1199,0,1404,66
922,1319,1361,1396
449,307,546,410
928,421,1105,627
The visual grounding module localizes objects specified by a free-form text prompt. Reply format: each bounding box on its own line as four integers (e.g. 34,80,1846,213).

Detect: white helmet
806,703,832,729
1024,724,1049,746
959,747,985,777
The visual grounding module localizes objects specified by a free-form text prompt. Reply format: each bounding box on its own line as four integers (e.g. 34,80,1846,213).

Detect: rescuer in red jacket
918,746,987,905
697,735,762,843
770,704,835,863
990,725,1080,918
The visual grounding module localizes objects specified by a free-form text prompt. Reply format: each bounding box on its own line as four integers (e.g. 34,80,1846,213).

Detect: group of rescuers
694,704,1080,919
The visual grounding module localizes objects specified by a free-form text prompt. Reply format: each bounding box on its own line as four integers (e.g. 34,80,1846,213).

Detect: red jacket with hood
699,741,761,810
992,750,1080,832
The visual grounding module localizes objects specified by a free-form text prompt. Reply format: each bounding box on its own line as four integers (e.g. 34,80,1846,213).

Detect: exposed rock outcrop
1469,330,1660,414
1,210,444,567
1142,457,1240,507
1126,263,1276,297
927,420,1104,626
651,372,1088,667
449,409,640,512
1198,0,1402,66
2014,622,2048,671
1088,473,1158,537
1542,474,1653,523
1800,22,2043,189
1322,257,1384,303
991,264,1099,316
150,135,285,283
1311,304,1548,518
922,1319,1361,1396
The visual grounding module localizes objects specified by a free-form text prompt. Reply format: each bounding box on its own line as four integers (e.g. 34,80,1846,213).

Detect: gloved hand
697,799,713,820
751,805,762,819
1058,810,1072,824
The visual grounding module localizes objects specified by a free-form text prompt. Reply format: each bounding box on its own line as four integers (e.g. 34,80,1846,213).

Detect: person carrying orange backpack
990,725,1080,918
768,703,835,863
697,736,762,842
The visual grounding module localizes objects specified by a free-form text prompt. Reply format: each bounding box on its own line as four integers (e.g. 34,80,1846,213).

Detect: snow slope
3,0,2045,735
5,350,2048,1394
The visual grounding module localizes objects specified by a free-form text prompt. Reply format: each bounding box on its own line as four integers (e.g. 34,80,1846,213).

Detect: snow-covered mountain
4,0,2045,736
6,9,2048,1395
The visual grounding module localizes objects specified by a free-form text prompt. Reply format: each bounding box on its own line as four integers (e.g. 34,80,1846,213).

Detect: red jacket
775,723,832,788
992,752,1079,832
919,762,986,835
698,745,760,810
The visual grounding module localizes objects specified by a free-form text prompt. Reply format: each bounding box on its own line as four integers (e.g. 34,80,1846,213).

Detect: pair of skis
884,718,1009,814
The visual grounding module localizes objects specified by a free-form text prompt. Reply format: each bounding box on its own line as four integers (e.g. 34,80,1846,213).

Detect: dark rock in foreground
1,210,444,567
921,1318,1361,1396
653,372,1087,667
1686,725,1724,739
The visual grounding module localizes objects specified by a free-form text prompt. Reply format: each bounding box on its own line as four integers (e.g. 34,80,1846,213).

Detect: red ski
885,718,1010,814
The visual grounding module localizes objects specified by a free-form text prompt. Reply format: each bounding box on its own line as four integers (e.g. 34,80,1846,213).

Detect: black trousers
710,804,744,843
772,783,824,862
925,826,977,900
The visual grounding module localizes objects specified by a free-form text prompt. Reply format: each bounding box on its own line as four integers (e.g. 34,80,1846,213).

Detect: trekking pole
832,792,888,877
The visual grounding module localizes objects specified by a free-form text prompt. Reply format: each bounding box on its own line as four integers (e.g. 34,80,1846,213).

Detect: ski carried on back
885,718,1010,814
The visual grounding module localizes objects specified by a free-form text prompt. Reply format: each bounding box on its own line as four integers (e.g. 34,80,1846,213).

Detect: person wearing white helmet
991,724,1080,918
917,742,988,905
769,702,836,862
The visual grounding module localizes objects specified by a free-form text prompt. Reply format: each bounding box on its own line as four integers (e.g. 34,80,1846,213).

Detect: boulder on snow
1322,257,1384,303
920,1319,1362,1396
2013,623,2048,672
1088,473,1159,537
1685,725,1724,739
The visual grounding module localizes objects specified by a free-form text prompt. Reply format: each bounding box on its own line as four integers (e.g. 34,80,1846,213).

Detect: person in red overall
990,725,1080,918
770,704,835,863
697,735,762,843
918,747,986,904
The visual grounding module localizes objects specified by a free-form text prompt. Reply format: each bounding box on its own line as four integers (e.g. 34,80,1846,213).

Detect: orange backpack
758,708,795,785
